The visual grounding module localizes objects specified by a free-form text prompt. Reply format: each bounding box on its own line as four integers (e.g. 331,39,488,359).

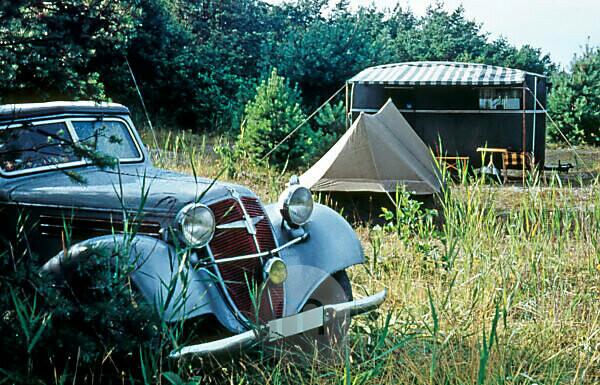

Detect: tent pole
345,82,349,130
350,82,355,125
525,86,595,177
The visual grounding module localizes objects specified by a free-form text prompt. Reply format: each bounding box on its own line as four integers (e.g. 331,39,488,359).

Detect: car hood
4,165,256,215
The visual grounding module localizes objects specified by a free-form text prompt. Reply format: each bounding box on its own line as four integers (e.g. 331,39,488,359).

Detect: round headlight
176,203,215,248
264,257,288,285
279,185,314,227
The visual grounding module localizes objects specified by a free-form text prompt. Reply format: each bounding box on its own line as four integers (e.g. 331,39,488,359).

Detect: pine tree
548,46,600,145
238,68,315,169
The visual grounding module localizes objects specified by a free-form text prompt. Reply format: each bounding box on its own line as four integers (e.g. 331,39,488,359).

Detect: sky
264,0,599,69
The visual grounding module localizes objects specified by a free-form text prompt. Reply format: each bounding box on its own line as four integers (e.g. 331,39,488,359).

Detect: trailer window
479,89,521,110
384,88,415,110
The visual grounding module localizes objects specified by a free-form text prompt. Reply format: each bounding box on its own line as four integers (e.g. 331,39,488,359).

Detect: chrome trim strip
201,233,307,266
227,188,258,238
265,203,286,315
216,216,264,231
168,289,387,359
226,189,276,319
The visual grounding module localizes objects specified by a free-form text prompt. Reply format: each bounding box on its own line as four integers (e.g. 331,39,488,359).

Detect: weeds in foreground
1,128,599,384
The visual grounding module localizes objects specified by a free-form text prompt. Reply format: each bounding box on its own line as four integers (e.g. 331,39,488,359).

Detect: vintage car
0,101,386,358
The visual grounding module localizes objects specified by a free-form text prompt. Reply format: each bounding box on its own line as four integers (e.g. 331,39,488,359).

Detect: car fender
264,203,364,316
42,234,247,333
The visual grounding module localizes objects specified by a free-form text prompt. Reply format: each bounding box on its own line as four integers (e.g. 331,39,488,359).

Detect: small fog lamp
264,257,288,285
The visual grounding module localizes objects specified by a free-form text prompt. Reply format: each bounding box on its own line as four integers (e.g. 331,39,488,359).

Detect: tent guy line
260,84,346,162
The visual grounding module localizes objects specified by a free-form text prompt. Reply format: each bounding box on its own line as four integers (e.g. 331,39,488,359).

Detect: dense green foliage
548,46,600,145
238,68,315,169
0,0,139,101
1,0,598,154
238,69,349,169
1,1,555,133
0,220,161,383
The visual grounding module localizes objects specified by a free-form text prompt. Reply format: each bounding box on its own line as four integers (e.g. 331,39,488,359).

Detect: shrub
380,186,438,241
237,68,317,170
548,45,600,145
0,219,161,383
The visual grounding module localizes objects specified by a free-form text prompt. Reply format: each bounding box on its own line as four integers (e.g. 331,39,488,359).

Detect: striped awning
349,62,539,86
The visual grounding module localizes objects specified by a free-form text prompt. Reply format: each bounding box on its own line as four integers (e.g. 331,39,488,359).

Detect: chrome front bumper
169,289,387,359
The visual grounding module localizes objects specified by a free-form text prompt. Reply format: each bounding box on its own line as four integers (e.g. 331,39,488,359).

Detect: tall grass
140,128,600,384
2,127,599,384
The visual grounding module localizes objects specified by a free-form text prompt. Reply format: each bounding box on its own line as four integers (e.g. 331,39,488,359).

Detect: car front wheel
289,270,353,359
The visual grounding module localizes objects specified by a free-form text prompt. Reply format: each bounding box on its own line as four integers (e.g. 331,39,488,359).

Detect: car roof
0,101,130,122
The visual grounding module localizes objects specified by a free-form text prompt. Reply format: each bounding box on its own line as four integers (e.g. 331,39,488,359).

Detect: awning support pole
522,85,527,185
522,85,527,153
525,86,595,178
532,77,538,162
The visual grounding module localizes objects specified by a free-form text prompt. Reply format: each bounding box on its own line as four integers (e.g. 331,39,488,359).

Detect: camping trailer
347,62,548,169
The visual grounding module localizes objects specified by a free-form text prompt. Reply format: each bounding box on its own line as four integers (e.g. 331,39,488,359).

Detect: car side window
0,122,79,173
72,120,140,160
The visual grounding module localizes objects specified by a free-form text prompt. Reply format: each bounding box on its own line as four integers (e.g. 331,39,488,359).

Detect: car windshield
0,122,79,173
0,119,141,175
71,120,140,160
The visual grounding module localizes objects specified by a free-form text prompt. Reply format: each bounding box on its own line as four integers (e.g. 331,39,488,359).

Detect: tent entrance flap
300,100,442,195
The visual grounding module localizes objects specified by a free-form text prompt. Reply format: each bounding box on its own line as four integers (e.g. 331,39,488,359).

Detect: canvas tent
300,100,442,195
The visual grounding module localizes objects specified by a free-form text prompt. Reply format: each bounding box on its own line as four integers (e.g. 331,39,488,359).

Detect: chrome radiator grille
208,197,284,322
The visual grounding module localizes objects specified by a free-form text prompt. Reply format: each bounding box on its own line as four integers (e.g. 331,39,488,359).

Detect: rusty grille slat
208,197,283,322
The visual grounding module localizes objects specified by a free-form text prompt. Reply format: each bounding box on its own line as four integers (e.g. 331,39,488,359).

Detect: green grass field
137,129,600,385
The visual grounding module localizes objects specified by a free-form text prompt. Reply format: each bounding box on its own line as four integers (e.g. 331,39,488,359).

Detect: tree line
0,0,597,147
